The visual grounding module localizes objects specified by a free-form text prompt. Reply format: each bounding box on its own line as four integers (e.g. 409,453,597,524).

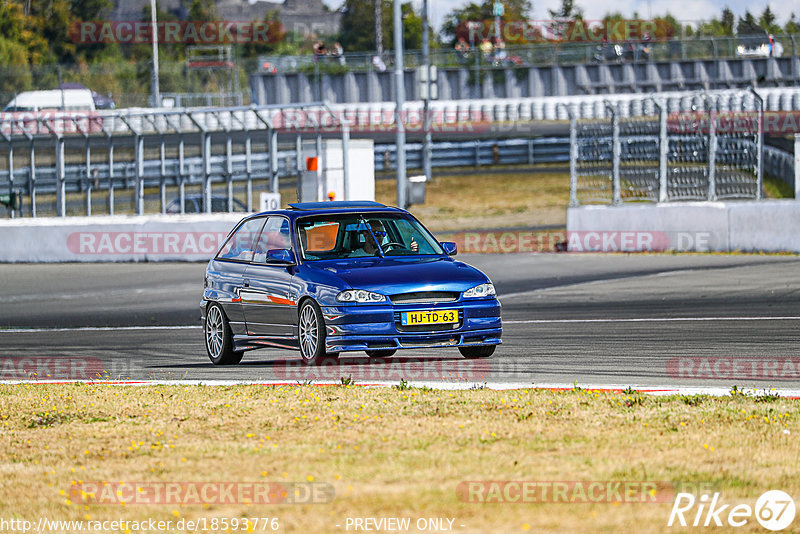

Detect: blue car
201,201,502,365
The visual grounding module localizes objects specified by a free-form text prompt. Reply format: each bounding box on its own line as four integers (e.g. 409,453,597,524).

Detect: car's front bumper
320,298,502,353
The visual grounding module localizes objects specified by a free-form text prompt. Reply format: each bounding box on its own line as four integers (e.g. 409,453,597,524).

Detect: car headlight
336,290,387,303
463,283,496,298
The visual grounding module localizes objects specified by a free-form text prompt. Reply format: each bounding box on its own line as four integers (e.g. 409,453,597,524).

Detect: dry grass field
1,384,797,533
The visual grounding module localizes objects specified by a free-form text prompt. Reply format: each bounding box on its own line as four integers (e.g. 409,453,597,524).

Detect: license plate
401,309,458,326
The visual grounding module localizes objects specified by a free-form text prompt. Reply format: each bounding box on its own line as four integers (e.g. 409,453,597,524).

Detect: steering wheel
381,242,405,252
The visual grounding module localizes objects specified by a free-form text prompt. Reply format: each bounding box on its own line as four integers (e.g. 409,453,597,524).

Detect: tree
721,7,735,36
189,0,217,23
785,13,800,34
759,6,780,34
439,0,532,45
737,11,762,36
338,0,422,52
548,0,582,20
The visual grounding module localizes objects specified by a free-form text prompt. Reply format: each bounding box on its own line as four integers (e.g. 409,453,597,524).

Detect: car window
216,217,266,262
253,217,292,263
388,218,441,255
301,222,340,254
296,214,444,260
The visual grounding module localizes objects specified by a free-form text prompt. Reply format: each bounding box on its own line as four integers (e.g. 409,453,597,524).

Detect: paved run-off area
1,253,799,389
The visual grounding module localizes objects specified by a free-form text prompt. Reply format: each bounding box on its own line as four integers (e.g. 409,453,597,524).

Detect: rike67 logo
669,490,795,531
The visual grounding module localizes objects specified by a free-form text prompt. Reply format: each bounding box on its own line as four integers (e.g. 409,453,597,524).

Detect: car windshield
296,213,444,260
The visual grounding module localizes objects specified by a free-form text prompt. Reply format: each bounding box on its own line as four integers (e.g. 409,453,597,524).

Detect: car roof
249,201,406,219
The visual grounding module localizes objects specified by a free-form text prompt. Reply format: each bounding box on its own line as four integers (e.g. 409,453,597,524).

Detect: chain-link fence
568,90,763,205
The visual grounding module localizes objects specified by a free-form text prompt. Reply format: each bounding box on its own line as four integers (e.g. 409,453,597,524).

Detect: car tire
365,349,397,358
205,303,244,365
298,300,331,365
459,345,496,359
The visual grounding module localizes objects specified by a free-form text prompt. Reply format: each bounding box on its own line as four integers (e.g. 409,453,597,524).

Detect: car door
210,216,267,335
242,216,298,341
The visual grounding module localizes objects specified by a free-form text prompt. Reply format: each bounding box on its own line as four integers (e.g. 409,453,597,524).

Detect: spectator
454,37,470,63
479,38,493,61
313,41,327,60
332,42,345,65
371,55,386,72
493,38,507,65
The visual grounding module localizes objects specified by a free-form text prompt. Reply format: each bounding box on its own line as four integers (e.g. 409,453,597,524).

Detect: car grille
390,291,460,305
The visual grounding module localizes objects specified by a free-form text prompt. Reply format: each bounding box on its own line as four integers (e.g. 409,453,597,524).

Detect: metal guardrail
0,137,572,217
1,93,796,217
259,33,800,74
2,130,792,217
568,90,769,204
0,102,352,217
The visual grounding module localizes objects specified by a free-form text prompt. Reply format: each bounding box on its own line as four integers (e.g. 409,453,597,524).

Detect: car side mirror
441,242,457,256
266,249,295,265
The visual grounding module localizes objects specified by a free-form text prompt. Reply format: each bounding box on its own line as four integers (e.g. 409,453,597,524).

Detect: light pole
394,0,407,208
150,0,160,107
421,0,432,184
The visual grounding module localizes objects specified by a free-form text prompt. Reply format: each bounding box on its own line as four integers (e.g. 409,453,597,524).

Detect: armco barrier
566,200,800,253
0,214,244,262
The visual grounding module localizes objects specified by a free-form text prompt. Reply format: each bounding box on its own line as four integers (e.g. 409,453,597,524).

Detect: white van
3,89,96,112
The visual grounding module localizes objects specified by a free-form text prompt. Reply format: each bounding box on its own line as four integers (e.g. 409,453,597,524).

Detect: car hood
307,256,490,295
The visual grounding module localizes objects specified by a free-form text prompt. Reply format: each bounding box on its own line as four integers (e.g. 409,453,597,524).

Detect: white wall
567,200,800,252
0,214,244,262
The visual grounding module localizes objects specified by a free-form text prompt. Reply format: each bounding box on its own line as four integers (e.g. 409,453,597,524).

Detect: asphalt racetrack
2,254,799,389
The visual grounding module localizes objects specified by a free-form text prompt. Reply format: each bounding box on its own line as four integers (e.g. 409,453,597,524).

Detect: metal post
108,139,114,216
56,136,65,217
569,111,578,207
342,123,350,200
269,128,279,194
202,131,211,213
473,31,480,99
7,143,14,218
135,133,145,215
226,132,233,212
707,103,717,202
794,134,800,199
421,0,432,183
611,105,621,206
245,132,253,211
316,134,323,201
85,138,92,216
374,0,383,56
658,100,668,202
159,136,166,213
314,61,320,102
150,0,160,107
29,140,36,217
750,87,764,200
295,134,302,176
178,134,185,214
394,0,408,209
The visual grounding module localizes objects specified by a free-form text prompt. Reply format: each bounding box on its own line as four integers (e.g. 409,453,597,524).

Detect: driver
352,220,419,256
350,220,385,256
